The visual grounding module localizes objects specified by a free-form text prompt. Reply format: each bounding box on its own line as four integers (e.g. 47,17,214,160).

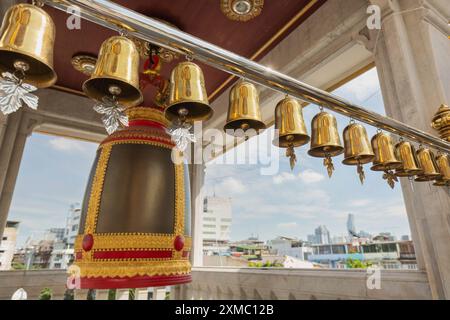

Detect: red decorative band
93,249,173,260
79,274,192,289
182,251,190,258
75,252,82,260
128,120,166,129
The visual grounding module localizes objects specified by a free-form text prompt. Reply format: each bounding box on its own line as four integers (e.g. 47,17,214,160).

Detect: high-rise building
202,196,232,242
347,213,357,237
0,221,19,270
314,225,331,245
64,204,81,247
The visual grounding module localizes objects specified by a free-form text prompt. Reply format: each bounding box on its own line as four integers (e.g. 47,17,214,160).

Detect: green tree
346,258,372,269
38,287,52,300
108,289,117,300
63,289,74,300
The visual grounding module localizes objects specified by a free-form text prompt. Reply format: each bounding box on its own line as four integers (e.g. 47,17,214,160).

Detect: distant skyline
205,68,411,242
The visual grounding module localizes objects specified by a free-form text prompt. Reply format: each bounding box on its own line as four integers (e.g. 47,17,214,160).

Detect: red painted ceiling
44,0,326,104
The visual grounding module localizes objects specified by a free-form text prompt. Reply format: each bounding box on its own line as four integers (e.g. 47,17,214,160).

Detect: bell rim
394,169,424,177
433,179,450,186
0,49,57,88
165,101,213,122
370,161,403,172
307,145,344,158
273,134,310,148
415,173,442,182
342,154,375,165
224,118,266,132
82,76,143,107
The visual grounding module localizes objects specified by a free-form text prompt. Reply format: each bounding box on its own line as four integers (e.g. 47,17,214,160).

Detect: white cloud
48,137,96,155
338,68,380,102
273,172,297,184
349,199,372,207
277,222,298,229
298,169,325,184
215,177,247,195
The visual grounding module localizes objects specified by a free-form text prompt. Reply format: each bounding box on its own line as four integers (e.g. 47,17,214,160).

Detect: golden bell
370,132,402,171
83,36,143,107
272,97,309,171
308,111,343,177
273,97,309,147
166,61,212,122
0,4,57,87
342,123,375,184
394,141,423,177
431,104,450,142
434,154,450,186
415,148,442,182
224,81,266,133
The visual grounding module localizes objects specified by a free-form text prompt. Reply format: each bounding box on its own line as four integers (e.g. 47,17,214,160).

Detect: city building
0,221,19,270
267,236,313,260
313,225,331,245
308,240,417,270
202,196,232,255
64,205,81,248
347,214,356,237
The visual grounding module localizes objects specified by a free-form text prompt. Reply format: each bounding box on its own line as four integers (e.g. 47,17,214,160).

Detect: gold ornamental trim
99,137,174,150
220,0,264,22
74,234,192,251
126,106,170,127
75,260,191,278
84,144,112,234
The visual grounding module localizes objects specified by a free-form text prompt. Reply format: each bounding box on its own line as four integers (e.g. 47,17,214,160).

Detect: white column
74,289,89,300
0,111,39,241
94,289,110,300
369,0,450,299
189,162,206,267
153,287,167,300
135,288,149,300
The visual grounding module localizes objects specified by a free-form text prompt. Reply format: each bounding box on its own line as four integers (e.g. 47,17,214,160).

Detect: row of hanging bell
0,3,57,114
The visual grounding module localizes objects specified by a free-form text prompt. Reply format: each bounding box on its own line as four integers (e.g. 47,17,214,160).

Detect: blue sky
8,135,98,246
204,68,411,241
7,67,411,246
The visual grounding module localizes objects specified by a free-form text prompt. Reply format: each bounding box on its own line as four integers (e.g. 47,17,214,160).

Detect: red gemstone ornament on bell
174,235,185,251
82,234,94,251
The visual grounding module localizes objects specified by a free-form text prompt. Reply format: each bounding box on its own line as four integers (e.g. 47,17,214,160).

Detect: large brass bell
166,61,212,122
415,148,441,182
224,81,266,135
0,3,57,87
434,154,450,186
83,36,143,107
342,122,375,184
394,141,423,177
272,97,310,170
370,132,402,189
308,111,343,177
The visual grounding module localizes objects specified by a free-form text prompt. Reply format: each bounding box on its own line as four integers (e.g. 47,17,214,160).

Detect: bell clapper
357,159,365,185
383,170,398,189
323,153,335,178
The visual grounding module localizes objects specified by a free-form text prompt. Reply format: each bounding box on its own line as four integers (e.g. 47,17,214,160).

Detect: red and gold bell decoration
273,97,309,170
434,153,450,186
83,36,143,107
394,141,423,177
166,61,213,122
342,122,375,184
370,132,402,189
74,106,192,289
308,111,343,177
0,3,57,87
415,147,441,182
224,80,266,136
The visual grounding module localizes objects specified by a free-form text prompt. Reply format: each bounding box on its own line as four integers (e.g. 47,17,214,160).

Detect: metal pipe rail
44,0,450,153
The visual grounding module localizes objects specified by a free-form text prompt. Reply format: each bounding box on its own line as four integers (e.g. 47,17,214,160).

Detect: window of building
203,224,216,228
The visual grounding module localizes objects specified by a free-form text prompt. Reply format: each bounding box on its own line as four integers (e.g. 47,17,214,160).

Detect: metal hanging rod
44,0,450,153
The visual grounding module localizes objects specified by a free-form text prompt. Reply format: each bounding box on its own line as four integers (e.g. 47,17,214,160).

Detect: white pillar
135,288,149,300
153,287,167,300
74,289,88,300
95,289,110,300
189,162,206,267
0,111,39,241
368,0,450,299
